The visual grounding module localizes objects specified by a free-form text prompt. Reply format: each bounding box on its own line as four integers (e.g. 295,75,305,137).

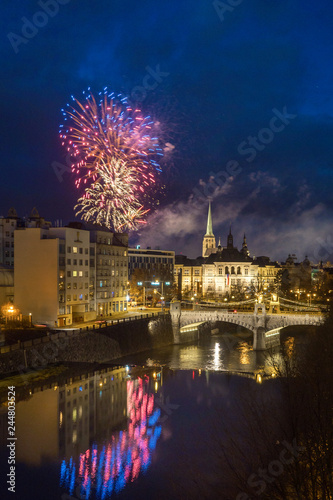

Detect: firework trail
59,89,163,230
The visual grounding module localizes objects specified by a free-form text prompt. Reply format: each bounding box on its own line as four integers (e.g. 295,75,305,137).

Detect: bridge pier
170,301,181,344
253,327,266,350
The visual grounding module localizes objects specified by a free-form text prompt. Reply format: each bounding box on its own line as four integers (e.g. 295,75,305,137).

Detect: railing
0,312,169,355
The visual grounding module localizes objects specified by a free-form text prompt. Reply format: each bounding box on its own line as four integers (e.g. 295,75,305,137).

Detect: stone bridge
170,302,324,350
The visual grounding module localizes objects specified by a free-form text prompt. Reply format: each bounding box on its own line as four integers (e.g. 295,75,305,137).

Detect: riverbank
0,314,173,376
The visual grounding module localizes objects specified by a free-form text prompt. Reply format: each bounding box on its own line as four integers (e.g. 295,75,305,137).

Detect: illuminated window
73,271,77,277
59,411,63,428
73,283,77,289
67,283,71,289
73,247,78,254
79,271,83,277
73,294,77,301
79,294,83,300
72,430,77,443
67,295,71,301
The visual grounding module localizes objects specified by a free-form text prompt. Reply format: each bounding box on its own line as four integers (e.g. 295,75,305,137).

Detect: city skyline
2,1,333,261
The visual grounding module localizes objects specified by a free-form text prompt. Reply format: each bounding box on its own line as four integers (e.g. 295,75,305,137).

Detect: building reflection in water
60,366,162,498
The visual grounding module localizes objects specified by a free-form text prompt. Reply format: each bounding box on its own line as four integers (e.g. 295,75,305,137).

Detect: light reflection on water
59,375,162,499
0,329,307,500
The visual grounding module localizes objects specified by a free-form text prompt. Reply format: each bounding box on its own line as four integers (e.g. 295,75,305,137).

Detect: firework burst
74,158,149,231
60,89,163,187
59,89,163,231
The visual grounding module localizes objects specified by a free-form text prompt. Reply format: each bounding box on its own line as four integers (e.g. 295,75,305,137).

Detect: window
85,260,88,266
79,260,83,265
79,271,83,277
5,231,9,237
245,268,248,276
231,266,235,274
73,294,77,301
85,271,88,277
79,294,83,300
67,247,71,253
67,295,71,301
67,259,71,265
73,247,78,253
73,283,77,289
73,259,77,265
218,268,223,275
67,283,71,289
225,266,229,275
237,266,241,275
67,271,71,277
79,248,83,254
85,248,88,254
73,271,78,277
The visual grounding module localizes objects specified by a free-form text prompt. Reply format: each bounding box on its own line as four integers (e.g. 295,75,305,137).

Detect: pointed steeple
241,233,250,257
202,201,216,257
205,201,214,236
227,225,233,249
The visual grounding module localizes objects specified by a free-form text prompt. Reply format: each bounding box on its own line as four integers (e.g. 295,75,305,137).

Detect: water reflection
59,369,162,498
238,341,251,365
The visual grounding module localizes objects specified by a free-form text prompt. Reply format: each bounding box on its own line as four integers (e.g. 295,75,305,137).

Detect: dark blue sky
2,0,333,261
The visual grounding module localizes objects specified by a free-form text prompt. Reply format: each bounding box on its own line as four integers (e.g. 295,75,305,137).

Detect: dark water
0,329,300,500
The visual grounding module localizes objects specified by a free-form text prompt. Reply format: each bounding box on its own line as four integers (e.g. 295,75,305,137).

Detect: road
59,307,167,330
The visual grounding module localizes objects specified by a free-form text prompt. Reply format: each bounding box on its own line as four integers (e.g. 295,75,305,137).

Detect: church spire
241,233,250,257
202,201,216,257
205,201,214,236
227,225,233,249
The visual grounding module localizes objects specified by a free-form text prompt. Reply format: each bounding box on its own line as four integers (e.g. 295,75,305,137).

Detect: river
0,326,306,500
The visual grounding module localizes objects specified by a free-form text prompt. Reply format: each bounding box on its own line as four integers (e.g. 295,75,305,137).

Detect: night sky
2,1,333,261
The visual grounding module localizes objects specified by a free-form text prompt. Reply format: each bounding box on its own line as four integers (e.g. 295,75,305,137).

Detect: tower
202,202,216,257
227,226,233,249
241,233,250,257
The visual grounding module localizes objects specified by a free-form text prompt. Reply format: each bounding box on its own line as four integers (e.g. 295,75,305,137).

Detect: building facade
128,247,175,281
14,225,129,326
0,207,51,268
174,255,204,297
90,230,129,315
